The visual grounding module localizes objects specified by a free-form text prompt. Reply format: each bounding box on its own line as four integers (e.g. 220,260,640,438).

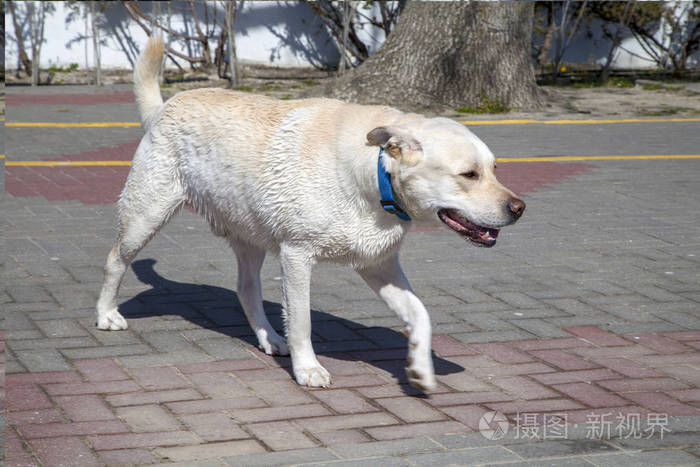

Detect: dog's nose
508,198,526,219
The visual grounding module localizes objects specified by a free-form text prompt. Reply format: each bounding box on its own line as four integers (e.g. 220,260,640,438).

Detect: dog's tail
134,35,165,129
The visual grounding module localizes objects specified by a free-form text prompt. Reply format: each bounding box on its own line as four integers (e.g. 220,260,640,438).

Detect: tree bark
225,0,238,87
9,0,32,77
91,1,102,86
321,1,542,111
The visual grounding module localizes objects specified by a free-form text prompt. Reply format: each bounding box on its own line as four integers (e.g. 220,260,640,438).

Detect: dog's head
367,118,524,247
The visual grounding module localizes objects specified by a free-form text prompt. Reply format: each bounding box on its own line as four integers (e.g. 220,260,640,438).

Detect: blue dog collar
377,148,411,221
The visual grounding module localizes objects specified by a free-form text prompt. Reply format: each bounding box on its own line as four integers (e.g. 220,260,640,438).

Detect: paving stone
552,382,628,408
225,447,338,466
10,337,97,351
60,344,153,359
313,429,371,446
562,326,630,346
632,353,700,367
98,448,159,465
490,376,560,400
297,413,399,432
19,420,129,439
87,430,201,450
331,438,442,459
179,413,249,441
166,396,267,415
116,404,181,432
470,362,555,378
507,439,618,459
246,379,313,406
366,420,470,440
6,384,54,411
375,396,446,423
584,448,700,466
531,368,620,385
623,333,694,354
54,394,116,422
620,392,700,416
72,358,130,381
509,319,573,338
610,431,700,450
232,367,290,382
246,420,317,450
107,388,203,407
590,357,662,378
44,380,141,396
34,319,89,338
453,330,536,344
177,358,265,374
156,440,265,462
405,446,521,466
312,389,378,414
6,371,81,385
437,372,495,392
470,343,533,363
30,436,101,466
486,398,585,414
597,377,689,393
427,391,512,407
13,349,73,372
129,365,192,390
195,338,254,360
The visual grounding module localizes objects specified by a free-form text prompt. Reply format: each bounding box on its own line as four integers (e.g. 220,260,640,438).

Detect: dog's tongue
438,209,500,246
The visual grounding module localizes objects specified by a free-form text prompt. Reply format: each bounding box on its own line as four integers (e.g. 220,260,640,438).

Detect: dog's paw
259,332,289,356
406,365,436,392
96,309,128,331
295,365,332,388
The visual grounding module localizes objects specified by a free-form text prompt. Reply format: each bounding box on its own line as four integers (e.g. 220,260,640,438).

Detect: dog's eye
461,171,478,180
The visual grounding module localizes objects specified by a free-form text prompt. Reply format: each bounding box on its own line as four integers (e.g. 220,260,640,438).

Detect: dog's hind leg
231,240,289,356
358,254,436,391
96,141,185,330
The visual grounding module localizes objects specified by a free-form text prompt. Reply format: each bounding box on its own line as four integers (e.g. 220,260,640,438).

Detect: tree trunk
322,1,542,111
8,0,32,77
91,1,102,86
225,0,239,88
29,1,45,86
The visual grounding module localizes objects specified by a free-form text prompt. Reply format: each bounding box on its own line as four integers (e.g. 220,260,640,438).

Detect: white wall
5,1,354,69
4,1,697,71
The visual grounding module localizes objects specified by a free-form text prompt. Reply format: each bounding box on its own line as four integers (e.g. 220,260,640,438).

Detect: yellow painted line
5,155,700,167
6,122,141,128
0,154,5,159
461,117,700,125
6,117,700,128
6,160,132,167
497,154,700,162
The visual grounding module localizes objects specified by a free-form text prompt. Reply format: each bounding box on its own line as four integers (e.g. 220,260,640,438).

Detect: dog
96,36,525,391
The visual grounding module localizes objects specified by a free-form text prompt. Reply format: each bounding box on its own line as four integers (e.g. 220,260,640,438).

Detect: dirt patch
5,67,700,119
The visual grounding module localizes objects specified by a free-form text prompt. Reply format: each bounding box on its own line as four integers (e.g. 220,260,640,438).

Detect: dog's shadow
121,259,463,396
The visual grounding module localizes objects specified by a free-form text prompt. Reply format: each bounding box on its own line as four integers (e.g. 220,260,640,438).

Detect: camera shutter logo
479,411,509,440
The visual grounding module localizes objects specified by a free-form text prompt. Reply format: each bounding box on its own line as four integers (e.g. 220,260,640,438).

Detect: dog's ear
367,126,422,161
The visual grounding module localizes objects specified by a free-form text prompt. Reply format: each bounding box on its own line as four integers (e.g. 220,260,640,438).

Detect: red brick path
6,327,700,465
5,143,596,206
6,91,136,106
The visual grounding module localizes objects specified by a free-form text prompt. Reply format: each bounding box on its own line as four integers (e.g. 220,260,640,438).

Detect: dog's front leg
280,244,331,387
359,255,436,391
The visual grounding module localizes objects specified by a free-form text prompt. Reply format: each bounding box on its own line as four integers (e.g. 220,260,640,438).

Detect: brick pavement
3,87,700,465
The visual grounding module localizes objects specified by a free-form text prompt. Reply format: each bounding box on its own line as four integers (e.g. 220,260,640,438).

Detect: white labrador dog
96,37,525,391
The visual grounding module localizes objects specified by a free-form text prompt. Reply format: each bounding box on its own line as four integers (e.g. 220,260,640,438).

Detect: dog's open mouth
437,209,499,247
